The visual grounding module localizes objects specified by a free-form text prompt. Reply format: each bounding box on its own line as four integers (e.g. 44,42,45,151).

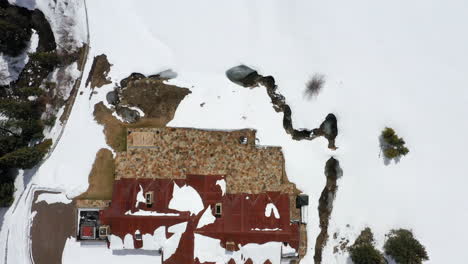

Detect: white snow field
0,0,467,263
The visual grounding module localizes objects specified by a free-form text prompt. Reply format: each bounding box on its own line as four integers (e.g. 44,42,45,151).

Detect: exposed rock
314,157,342,264
85,54,112,89
106,90,119,105
312,114,338,149
226,65,338,149
120,77,190,123
116,106,140,123
226,65,261,87
119,72,145,88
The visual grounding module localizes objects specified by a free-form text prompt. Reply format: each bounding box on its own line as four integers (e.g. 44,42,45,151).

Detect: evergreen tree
384,229,429,264
0,139,51,169
381,127,410,159
349,227,386,264
0,3,32,56
0,181,15,207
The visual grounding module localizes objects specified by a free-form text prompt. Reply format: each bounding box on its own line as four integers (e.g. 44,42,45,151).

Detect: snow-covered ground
1,0,468,263
83,1,467,263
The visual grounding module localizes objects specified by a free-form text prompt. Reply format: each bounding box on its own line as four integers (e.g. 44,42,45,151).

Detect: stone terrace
115,127,297,194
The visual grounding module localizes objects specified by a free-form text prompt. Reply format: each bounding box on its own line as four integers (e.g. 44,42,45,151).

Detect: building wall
115,127,296,194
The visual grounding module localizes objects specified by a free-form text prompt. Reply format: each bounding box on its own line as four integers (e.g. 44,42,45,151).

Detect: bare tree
304,73,325,99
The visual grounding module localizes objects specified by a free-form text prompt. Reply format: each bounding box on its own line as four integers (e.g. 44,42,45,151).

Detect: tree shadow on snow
0,207,7,227
23,166,39,188
378,136,401,166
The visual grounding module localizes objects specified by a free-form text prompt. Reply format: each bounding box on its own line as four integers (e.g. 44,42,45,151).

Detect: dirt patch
225,65,338,149
94,102,178,152
314,157,342,264
31,191,76,264
85,54,111,89
120,78,190,121
94,75,190,152
93,102,128,151
76,148,115,200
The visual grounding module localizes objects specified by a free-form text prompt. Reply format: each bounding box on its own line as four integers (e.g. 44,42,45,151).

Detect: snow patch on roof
142,226,166,250
124,210,179,217
140,222,187,256
281,243,298,257
194,234,282,264
35,192,71,205
197,206,216,229
168,183,204,215
123,234,135,249
251,228,281,231
109,235,123,250
164,222,187,260
135,184,146,207
265,203,280,219
215,179,226,196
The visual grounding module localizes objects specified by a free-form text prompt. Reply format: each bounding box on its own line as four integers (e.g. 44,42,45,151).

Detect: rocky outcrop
85,54,112,89
226,65,260,87
106,90,119,105
312,114,338,150
226,65,338,149
116,107,140,123
107,72,190,124
119,72,145,88
314,157,342,264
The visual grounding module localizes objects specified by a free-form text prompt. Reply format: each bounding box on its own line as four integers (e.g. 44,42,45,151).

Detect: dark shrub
0,181,15,207
0,4,32,56
305,73,325,98
29,51,60,69
349,227,386,264
350,244,386,264
384,229,429,264
381,127,409,159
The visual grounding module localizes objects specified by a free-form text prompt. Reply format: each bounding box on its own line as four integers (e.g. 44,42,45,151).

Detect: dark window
215,203,222,216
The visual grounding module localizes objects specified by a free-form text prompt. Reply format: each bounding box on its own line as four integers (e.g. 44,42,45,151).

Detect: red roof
80,226,94,238
100,175,300,264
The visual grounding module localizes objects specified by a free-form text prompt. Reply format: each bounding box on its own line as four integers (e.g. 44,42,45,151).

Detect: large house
76,127,308,264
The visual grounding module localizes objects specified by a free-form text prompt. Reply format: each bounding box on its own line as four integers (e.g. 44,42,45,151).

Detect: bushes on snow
380,127,409,159
384,229,429,264
348,228,428,264
349,228,386,264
